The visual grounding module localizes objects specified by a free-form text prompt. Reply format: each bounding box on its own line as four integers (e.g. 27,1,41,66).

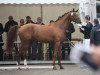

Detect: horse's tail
6,25,19,53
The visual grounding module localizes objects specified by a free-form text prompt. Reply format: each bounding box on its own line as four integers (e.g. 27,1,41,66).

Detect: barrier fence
0,38,82,62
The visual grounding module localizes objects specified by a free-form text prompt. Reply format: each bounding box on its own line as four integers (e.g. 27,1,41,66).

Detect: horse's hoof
60,66,64,69
17,67,21,70
25,66,29,70
53,66,57,70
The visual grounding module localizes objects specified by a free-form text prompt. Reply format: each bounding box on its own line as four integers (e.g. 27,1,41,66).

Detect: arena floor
0,65,95,75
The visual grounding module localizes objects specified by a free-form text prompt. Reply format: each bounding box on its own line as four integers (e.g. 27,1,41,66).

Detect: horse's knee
53,53,57,58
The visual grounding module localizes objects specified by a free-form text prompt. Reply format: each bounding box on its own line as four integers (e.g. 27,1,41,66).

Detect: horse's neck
55,13,70,30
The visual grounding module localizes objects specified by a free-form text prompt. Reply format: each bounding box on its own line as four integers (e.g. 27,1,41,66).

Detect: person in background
48,20,54,60
0,23,4,61
32,17,44,60
25,16,35,59
62,22,75,60
36,17,44,25
26,16,34,24
90,18,100,46
4,16,18,60
90,19,100,65
20,19,25,26
4,16,18,33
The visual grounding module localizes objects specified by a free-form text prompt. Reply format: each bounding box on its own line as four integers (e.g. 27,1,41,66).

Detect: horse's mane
55,12,69,22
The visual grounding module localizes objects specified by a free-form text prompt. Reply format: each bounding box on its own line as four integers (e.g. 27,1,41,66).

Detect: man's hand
92,46,100,65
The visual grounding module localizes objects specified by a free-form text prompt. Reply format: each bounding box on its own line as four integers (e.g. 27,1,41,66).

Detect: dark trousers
62,42,71,60
32,41,43,60
0,47,3,61
31,41,38,60
37,42,43,60
48,42,54,60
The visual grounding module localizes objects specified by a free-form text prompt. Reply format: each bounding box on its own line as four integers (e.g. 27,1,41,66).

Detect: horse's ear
75,9,79,12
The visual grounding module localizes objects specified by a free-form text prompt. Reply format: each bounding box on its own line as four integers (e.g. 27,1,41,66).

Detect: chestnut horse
5,9,81,70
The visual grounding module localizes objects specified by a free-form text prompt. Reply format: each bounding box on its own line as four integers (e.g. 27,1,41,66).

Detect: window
96,3,100,18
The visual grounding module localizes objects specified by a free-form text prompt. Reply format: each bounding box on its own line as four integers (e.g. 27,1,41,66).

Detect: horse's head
69,9,81,24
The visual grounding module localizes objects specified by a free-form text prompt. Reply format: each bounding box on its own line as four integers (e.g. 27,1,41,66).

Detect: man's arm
90,28,95,45
80,26,85,34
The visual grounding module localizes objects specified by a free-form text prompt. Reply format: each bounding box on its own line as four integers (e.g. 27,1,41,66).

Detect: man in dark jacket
4,16,18,60
4,16,18,33
62,22,75,60
26,16,34,24
90,18,100,46
79,15,93,51
32,17,44,60
0,23,4,61
25,16,35,59
66,23,75,41
80,15,93,39
90,19,100,67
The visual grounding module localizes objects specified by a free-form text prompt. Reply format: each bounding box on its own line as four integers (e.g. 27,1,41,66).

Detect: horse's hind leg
21,43,29,66
16,51,22,70
58,44,64,69
14,44,20,66
16,50,20,66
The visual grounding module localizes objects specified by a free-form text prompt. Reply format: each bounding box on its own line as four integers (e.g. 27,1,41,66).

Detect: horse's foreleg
53,42,60,70
58,44,64,69
53,50,57,70
16,52,20,66
23,52,28,66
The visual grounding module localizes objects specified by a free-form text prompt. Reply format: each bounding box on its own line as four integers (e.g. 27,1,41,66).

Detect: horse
5,9,81,70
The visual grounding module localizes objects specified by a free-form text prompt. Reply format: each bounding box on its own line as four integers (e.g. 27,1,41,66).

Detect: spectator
26,16,34,59
32,17,44,60
62,22,75,60
90,18,100,46
20,19,25,26
36,17,44,25
48,20,54,60
0,23,4,61
90,18,100,65
4,16,18,33
4,16,18,60
26,16,34,24
50,20,54,23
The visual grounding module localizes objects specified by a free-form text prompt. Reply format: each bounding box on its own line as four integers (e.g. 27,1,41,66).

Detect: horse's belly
36,36,53,42
33,33,53,42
